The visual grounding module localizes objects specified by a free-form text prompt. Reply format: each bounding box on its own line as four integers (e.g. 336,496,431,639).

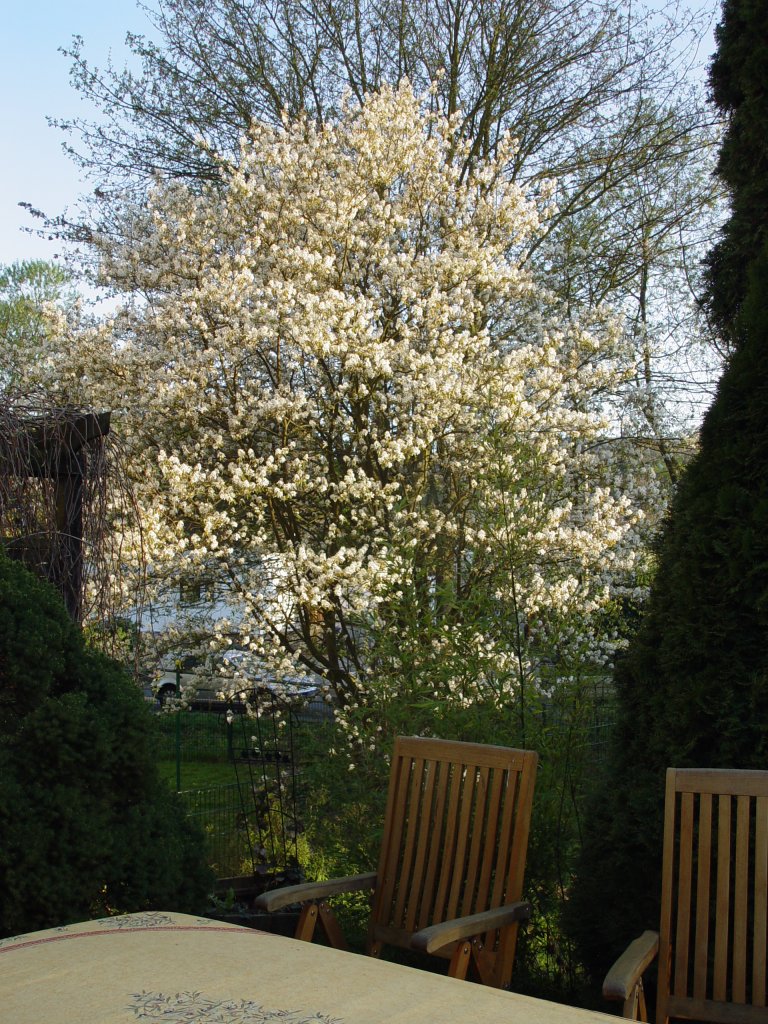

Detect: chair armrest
602,930,660,1003
410,901,531,955
254,872,378,913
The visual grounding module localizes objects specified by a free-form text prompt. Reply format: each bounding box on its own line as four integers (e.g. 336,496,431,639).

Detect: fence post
175,712,182,792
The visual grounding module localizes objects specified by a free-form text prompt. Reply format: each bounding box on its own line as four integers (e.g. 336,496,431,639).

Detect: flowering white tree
64,83,653,715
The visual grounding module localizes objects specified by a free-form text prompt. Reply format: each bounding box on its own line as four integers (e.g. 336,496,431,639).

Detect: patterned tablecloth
0,911,616,1023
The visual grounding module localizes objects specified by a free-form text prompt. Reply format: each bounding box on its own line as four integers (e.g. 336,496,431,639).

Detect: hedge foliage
568,2,768,974
0,553,212,937
705,0,768,343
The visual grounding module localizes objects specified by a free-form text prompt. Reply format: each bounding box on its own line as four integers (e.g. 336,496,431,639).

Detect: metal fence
156,688,615,882
536,688,617,765
178,783,249,878
154,709,234,763
155,698,325,880
153,696,331,760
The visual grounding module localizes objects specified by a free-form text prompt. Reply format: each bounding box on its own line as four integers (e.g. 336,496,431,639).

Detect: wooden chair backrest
367,736,538,987
658,768,768,1024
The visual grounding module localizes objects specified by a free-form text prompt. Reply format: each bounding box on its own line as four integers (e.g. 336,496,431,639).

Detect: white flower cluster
52,82,656,715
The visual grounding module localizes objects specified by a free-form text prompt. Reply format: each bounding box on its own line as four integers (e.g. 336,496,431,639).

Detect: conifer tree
0,553,212,937
568,0,768,980
705,0,768,345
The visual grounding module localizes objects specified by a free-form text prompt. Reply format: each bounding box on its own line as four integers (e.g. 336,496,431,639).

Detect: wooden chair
603,767,768,1022
255,735,538,988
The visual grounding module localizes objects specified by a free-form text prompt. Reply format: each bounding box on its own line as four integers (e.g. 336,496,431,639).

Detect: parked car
151,649,323,713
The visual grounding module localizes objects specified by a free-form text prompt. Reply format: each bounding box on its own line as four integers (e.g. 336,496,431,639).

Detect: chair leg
622,978,648,1021
293,901,349,951
472,945,496,987
317,901,349,951
295,903,320,942
448,943,472,981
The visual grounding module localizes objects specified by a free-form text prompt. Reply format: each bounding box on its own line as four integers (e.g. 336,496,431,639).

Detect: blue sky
1,1,719,273
0,0,155,268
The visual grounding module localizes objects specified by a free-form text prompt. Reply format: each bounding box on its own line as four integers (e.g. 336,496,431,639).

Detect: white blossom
48,82,657,715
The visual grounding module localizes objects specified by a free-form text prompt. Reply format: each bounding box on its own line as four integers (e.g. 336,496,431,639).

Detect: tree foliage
568,0,768,982
55,84,651,720
56,0,723,473
705,0,768,346
0,260,75,391
0,552,212,937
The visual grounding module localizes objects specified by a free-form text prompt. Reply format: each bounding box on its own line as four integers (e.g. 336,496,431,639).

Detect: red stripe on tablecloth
0,924,268,954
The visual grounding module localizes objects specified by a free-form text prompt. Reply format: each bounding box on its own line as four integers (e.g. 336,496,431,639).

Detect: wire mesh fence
152,696,331,762
153,709,234,763
155,687,615,888
178,782,249,879
154,695,328,883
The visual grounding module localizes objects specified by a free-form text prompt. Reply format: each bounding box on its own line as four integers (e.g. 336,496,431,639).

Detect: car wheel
157,684,178,706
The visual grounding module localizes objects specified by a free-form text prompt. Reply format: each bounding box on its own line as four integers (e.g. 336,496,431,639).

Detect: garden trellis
0,397,111,622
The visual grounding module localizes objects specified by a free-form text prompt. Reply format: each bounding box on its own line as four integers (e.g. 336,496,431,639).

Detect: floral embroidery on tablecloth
129,991,341,1023
98,912,177,930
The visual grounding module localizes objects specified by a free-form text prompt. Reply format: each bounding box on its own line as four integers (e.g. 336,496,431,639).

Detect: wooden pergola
0,407,111,622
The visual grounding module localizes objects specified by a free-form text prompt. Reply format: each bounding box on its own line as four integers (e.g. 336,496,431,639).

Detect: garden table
0,911,616,1023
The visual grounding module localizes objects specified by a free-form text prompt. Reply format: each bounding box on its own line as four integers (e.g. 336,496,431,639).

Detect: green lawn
156,759,240,792
153,712,302,878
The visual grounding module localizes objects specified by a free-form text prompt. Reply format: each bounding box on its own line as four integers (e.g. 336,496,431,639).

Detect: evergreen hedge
705,0,768,343
569,1,768,981
567,241,768,980
0,553,212,937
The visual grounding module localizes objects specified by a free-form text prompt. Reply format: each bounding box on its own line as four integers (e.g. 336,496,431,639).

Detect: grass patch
157,759,240,791
153,710,235,763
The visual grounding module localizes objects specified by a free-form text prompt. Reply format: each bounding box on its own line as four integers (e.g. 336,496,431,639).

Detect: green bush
568,4,768,985
0,553,213,937
567,249,768,988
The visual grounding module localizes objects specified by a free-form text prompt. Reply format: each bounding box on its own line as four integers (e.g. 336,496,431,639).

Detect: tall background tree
0,260,76,391
54,0,723,483
53,83,648,708
49,81,660,995
568,0,768,983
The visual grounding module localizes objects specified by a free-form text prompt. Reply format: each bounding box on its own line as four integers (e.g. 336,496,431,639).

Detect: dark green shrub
567,236,768,989
705,0,768,345
0,553,212,937
568,2,768,986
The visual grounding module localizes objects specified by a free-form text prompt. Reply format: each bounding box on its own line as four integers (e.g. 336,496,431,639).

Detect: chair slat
494,756,537,988
474,767,505,914
416,759,450,930
657,770,679,1024
404,756,439,932
506,761,534,898
432,758,464,923
374,745,415,925
392,757,427,927
445,762,477,921
753,796,768,1008
461,765,490,917
732,794,751,1003
674,791,695,997
713,794,732,1003
693,793,713,1001
490,767,520,909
